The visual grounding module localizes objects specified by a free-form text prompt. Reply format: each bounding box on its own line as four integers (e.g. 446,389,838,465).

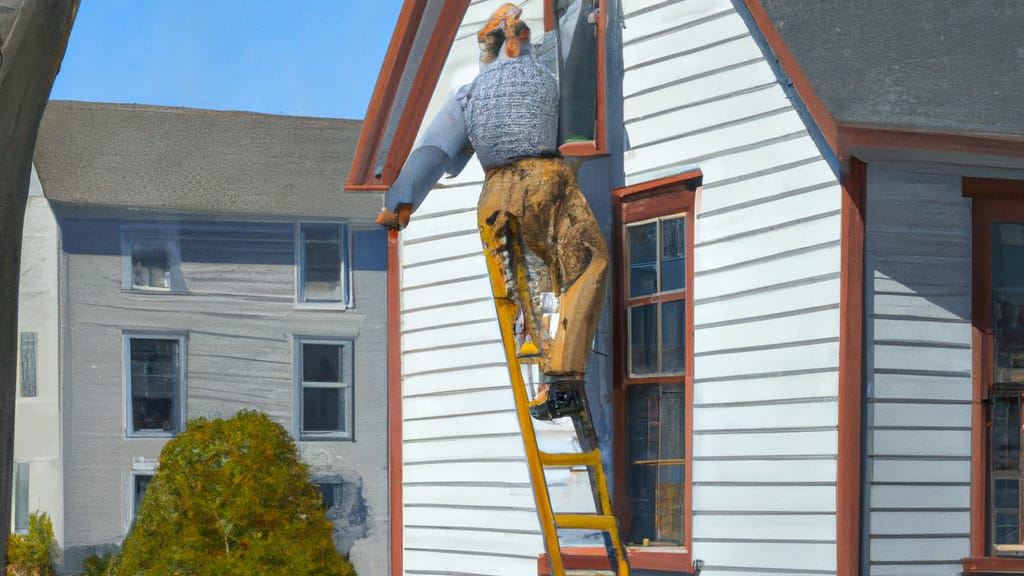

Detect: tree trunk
0,0,78,567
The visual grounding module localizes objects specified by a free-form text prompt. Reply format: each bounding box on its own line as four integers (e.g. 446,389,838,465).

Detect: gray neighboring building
30,101,388,574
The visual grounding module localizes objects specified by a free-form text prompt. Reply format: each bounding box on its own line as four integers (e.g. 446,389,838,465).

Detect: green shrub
6,512,57,576
107,411,355,576
81,552,111,576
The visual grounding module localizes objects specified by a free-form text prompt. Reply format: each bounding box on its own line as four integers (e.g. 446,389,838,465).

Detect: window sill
559,140,607,158
300,434,352,442
962,557,1024,575
293,302,349,311
537,545,691,575
127,431,176,439
123,288,185,295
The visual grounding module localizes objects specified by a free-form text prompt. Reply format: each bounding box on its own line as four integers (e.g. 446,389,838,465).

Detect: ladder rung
554,513,618,532
539,449,601,468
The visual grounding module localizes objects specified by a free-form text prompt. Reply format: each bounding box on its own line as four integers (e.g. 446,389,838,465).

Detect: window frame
120,226,183,293
132,472,154,518
295,222,351,309
123,332,187,439
294,337,355,441
965,177,1024,574
611,171,699,570
547,0,609,158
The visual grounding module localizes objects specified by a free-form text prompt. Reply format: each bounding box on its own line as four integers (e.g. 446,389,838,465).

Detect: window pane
661,301,685,374
660,217,686,292
626,384,685,545
318,482,338,509
995,479,1021,545
130,338,179,433
134,475,153,516
303,344,343,383
629,304,658,376
628,222,657,298
994,395,1022,471
303,387,344,433
556,0,597,144
20,332,37,398
303,226,342,302
132,243,170,289
14,462,28,533
993,223,1024,383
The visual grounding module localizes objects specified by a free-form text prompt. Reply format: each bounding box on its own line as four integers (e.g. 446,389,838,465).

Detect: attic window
552,0,607,156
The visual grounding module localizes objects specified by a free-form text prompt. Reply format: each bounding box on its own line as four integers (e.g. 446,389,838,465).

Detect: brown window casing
613,170,699,571
963,177,1024,575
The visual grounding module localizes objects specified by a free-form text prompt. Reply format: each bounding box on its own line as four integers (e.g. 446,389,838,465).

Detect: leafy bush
6,512,57,576
81,552,111,576
107,411,355,576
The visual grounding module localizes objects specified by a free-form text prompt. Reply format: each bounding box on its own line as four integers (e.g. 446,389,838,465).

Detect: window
133,474,153,517
613,172,698,568
296,339,353,440
19,332,36,398
550,0,606,156
14,462,28,534
125,334,185,437
120,228,181,292
965,178,1024,572
297,223,348,306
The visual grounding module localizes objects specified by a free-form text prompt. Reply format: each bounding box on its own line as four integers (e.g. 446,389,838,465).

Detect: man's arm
379,86,474,228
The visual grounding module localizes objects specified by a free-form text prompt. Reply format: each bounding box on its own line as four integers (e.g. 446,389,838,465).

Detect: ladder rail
480,224,629,576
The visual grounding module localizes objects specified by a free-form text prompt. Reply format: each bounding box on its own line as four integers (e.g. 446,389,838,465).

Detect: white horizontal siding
694,401,838,431
692,430,838,459
694,307,839,354
692,541,836,572
870,458,970,484
624,3,841,573
403,365,509,397
404,505,539,533
862,167,973,575
695,341,839,381
694,513,836,541
694,277,841,325
403,549,534,576
694,370,838,405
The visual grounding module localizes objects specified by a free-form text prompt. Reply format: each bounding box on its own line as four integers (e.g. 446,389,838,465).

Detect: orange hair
477,3,530,61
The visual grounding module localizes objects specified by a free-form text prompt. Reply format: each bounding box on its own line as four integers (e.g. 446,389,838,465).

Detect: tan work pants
477,157,608,379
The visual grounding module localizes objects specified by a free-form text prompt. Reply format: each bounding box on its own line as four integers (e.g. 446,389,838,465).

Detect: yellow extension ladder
480,224,630,576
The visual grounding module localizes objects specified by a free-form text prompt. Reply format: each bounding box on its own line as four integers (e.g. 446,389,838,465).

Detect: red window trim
611,169,700,571
964,177,1024,574
537,545,692,575
346,0,609,192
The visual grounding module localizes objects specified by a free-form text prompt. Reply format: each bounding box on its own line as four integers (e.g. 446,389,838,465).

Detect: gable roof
34,100,381,219
754,0,1024,157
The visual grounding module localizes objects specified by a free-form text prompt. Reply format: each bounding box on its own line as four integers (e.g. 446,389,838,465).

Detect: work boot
528,380,584,421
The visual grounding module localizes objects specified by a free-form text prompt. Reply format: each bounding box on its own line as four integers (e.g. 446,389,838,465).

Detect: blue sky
51,1,405,119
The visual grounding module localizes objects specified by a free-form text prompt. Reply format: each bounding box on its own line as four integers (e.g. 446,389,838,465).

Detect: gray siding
862,166,972,576
624,1,842,574
59,217,389,575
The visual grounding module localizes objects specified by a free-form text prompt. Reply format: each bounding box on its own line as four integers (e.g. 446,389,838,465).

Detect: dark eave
345,0,470,192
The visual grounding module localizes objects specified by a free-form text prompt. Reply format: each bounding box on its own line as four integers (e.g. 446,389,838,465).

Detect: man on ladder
378,4,626,574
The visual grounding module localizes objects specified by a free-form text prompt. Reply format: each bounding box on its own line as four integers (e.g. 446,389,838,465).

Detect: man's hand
376,204,412,230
